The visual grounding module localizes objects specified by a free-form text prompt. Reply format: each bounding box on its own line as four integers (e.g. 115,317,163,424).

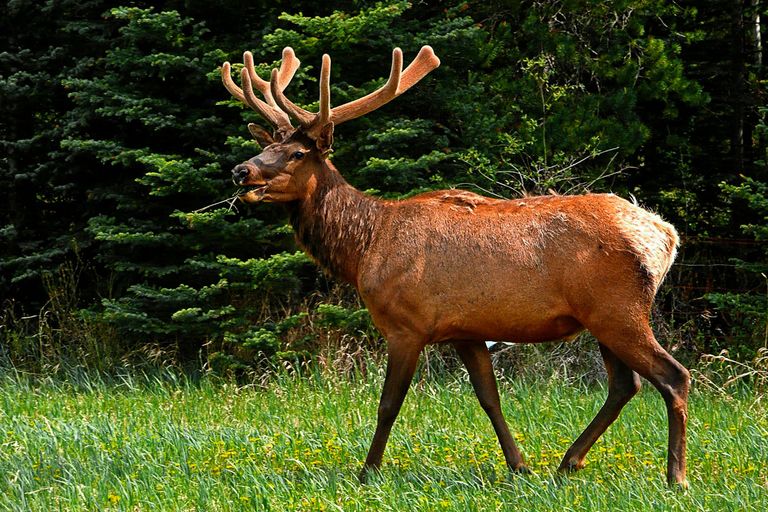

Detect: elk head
221,46,440,203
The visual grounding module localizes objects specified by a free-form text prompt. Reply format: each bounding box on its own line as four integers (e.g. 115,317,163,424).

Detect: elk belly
430,306,584,344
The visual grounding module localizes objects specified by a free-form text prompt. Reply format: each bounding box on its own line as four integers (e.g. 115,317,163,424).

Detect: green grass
0,364,766,511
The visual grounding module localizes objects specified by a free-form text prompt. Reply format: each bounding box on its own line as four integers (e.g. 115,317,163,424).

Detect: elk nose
231,164,249,184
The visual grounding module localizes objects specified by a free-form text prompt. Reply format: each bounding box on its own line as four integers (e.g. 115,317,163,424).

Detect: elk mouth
237,183,268,202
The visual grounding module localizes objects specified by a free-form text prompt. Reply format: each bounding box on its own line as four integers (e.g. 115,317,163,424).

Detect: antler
332,46,440,125
221,47,301,134
271,46,440,136
223,46,441,139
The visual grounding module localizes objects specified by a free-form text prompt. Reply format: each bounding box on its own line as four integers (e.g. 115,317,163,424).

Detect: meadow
0,362,766,511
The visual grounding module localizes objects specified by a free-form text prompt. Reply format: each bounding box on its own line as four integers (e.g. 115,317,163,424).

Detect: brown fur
279,161,677,346
288,164,384,285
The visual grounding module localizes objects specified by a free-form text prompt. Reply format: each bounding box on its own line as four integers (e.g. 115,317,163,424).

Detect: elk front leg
453,341,529,473
559,343,642,472
359,341,422,482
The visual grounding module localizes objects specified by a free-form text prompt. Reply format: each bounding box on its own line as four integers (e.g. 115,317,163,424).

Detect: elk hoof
668,477,689,490
557,460,585,472
358,465,381,484
510,464,532,475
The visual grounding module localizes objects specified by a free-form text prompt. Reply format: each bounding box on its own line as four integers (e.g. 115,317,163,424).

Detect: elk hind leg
453,341,529,473
589,320,690,486
558,342,642,472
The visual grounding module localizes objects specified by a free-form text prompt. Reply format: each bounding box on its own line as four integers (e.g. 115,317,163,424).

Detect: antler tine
243,49,300,109
241,52,295,131
221,56,293,131
277,47,301,91
241,67,293,130
328,46,440,125
239,68,270,118
270,68,316,127
243,51,273,104
317,54,331,126
221,61,246,103
397,45,441,93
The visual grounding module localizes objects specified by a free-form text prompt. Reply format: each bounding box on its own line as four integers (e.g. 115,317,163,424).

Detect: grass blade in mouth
239,184,267,195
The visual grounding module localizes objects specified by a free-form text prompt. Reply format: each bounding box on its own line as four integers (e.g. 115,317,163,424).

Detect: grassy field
0,363,766,511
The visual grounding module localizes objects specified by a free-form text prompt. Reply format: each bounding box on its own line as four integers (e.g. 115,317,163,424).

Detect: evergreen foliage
2,0,767,369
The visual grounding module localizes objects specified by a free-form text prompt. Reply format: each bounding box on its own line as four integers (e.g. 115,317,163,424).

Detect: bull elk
220,46,689,486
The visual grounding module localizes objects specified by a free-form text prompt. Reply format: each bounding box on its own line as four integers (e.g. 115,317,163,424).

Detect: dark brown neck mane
289,159,383,286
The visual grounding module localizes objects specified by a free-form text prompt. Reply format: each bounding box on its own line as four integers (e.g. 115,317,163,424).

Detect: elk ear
248,123,275,148
316,122,334,155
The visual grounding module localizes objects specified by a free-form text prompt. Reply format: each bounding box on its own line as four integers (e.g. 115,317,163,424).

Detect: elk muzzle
231,162,270,202
231,163,253,185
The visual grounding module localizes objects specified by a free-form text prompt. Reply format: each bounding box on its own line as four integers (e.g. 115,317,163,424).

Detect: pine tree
0,0,110,304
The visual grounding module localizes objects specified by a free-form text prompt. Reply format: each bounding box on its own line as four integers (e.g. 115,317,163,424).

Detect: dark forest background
1,0,766,373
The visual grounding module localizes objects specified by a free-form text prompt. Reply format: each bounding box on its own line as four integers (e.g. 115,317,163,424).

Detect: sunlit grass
0,364,766,511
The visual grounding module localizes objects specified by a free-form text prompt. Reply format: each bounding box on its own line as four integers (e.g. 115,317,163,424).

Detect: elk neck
288,158,383,286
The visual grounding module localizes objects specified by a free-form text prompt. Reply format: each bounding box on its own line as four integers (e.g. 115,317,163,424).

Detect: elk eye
292,151,305,160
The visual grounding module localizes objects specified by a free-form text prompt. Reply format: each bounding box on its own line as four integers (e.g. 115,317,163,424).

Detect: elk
220,46,690,486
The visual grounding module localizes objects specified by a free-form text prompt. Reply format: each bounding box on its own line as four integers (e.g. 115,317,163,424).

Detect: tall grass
0,361,766,511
